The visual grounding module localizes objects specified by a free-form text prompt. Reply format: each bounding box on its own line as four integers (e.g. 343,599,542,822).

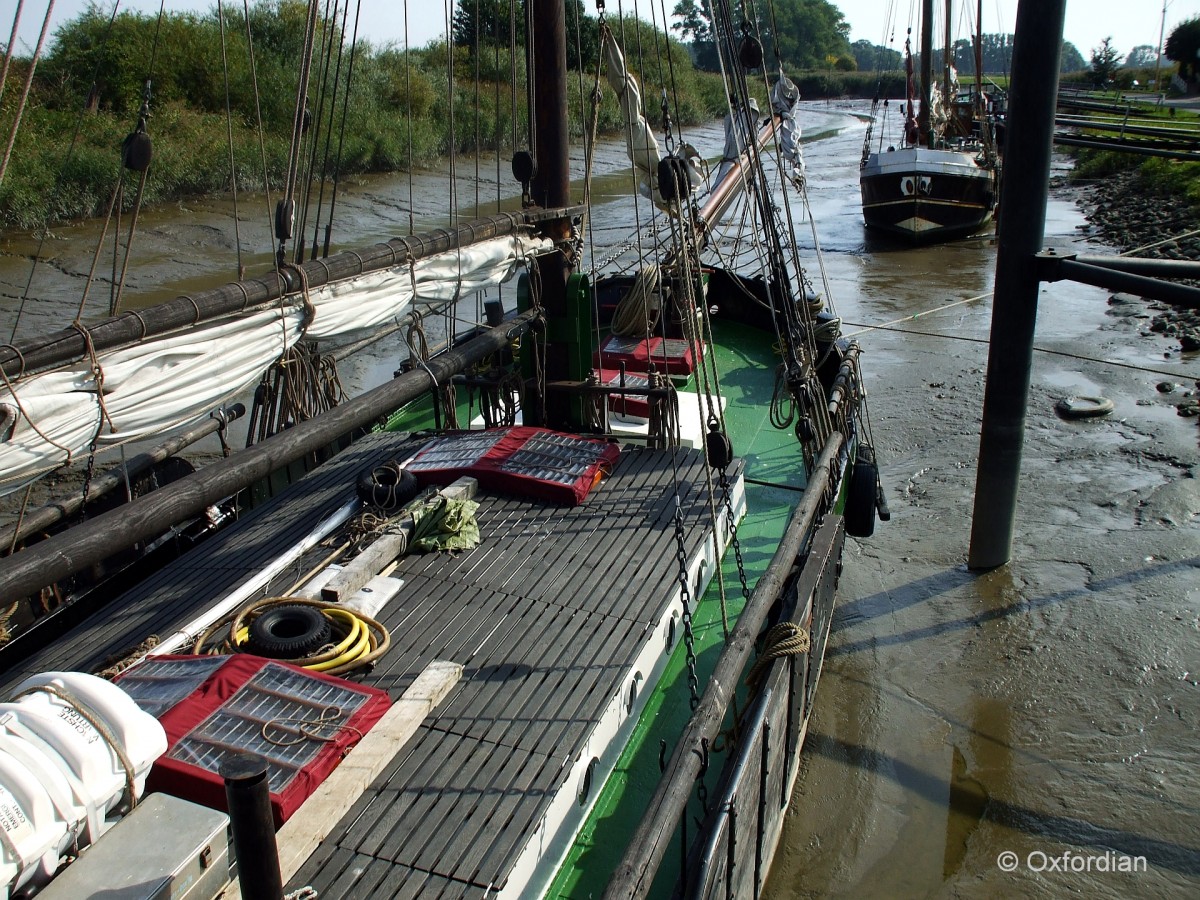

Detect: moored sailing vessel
0,1,882,896
859,0,1000,242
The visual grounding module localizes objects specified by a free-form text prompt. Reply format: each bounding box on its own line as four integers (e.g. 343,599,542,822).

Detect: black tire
845,450,878,538
356,462,420,510
1055,396,1114,419
247,604,331,659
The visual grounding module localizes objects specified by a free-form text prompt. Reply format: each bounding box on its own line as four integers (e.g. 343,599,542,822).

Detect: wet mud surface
1,103,1197,896
762,109,1199,898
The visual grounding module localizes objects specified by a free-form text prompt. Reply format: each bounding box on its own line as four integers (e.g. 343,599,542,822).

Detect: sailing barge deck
0,428,747,896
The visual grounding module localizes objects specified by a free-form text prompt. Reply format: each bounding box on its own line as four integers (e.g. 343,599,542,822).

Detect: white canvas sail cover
0,233,550,495
771,73,806,187
712,74,805,190
604,33,661,202
602,30,700,208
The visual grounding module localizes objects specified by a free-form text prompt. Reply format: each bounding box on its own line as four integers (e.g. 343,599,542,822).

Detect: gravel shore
1074,169,1200,417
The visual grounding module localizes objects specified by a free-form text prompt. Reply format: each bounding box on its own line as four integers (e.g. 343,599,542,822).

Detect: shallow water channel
1,101,1197,897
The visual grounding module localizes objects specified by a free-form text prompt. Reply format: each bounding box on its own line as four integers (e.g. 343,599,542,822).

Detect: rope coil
745,621,811,689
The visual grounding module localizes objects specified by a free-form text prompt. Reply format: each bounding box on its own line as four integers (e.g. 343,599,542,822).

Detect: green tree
1124,44,1158,69
759,0,850,71
451,0,524,50
1165,16,1200,80
851,39,901,73
451,0,596,70
671,0,718,72
1089,37,1122,87
1060,41,1086,73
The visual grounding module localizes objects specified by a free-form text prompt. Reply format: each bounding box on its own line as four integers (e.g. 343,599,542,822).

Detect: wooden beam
0,313,536,602
319,477,478,603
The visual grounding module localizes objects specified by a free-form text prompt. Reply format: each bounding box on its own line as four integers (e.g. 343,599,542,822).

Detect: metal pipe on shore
1040,255,1200,309
0,312,537,601
968,0,1067,570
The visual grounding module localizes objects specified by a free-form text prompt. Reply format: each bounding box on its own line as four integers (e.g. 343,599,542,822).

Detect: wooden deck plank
5,432,731,899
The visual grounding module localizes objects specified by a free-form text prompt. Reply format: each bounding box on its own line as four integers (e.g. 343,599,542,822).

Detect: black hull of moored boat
860,169,996,242
859,143,998,243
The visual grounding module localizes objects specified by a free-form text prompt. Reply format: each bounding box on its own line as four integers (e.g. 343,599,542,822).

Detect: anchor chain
717,466,751,604
672,495,700,710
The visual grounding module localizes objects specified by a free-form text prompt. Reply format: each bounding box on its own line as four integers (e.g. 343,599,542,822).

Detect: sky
5,0,1199,63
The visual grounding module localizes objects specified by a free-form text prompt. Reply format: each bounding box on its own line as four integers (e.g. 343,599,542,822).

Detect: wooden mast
943,0,953,135
528,0,586,429
975,0,984,100
918,0,933,145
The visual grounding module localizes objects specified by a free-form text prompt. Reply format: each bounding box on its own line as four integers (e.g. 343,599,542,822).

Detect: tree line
0,0,724,228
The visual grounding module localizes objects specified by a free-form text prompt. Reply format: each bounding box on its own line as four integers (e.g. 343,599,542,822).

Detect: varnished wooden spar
0,208,578,379
0,311,537,602
0,404,245,550
695,119,778,242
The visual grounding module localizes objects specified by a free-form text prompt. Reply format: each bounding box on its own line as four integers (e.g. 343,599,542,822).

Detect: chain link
717,467,751,603
79,437,98,523
672,497,700,710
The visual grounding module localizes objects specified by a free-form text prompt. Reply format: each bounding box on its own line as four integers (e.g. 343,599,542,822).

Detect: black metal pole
222,755,283,900
968,0,1067,569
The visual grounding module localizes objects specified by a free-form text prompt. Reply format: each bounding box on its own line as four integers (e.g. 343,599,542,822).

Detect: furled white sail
602,29,701,207
0,233,550,495
770,73,806,188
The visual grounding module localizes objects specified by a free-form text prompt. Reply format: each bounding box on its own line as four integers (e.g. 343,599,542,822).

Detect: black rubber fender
247,604,332,659
356,461,420,510
845,447,879,538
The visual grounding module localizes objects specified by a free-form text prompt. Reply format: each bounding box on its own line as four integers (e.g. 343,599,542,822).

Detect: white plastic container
0,672,167,899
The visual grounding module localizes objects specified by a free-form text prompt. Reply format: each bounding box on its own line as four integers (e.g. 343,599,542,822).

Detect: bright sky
5,0,1198,62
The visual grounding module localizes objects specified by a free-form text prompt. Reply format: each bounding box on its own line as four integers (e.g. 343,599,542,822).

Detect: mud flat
763,169,1199,897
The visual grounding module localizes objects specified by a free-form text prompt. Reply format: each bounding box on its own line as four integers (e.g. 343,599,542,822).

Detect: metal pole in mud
968,0,1066,569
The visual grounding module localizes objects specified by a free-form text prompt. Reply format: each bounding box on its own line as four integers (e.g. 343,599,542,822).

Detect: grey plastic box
40,793,230,900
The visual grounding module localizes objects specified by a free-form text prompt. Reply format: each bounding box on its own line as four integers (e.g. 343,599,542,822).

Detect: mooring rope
842,320,1200,381
745,622,811,690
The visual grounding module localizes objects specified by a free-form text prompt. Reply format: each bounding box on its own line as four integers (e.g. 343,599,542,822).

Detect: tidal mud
763,113,1199,898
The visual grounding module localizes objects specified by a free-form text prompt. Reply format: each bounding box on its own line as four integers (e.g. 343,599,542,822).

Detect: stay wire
404,1,414,233
842,320,1200,382
241,0,276,253
323,0,363,258
0,0,54,189
9,1,121,341
217,0,244,277
294,0,338,263
310,0,354,260
0,0,25,110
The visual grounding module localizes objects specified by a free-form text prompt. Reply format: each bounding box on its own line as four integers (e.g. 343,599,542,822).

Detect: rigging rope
0,0,24,108
217,0,245,277
0,0,53,189
241,0,276,253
